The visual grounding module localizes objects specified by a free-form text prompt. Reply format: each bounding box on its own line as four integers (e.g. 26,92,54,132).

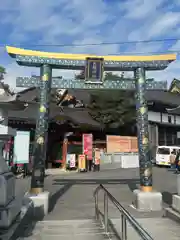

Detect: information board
67,154,76,168
106,135,138,153
13,131,30,164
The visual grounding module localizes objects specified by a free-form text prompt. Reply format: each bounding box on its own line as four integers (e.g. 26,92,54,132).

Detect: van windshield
157,148,170,155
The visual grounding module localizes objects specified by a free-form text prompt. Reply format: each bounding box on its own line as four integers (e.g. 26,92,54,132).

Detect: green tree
87,72,136,128
74,70,136,128
75,70,126,80
88,91,136,128
0,66,6,80
75,70,85,79
104,72,123,80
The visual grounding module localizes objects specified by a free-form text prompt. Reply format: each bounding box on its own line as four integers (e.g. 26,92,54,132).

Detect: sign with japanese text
78,154,86,170
83,133,93,160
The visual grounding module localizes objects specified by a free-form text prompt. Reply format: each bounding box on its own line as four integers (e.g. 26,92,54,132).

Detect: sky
1,0,180,91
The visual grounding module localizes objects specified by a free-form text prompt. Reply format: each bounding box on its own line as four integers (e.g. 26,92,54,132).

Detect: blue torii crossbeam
16,77,167,90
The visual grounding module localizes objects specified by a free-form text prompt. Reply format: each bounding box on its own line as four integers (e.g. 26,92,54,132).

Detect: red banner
83,134,93,160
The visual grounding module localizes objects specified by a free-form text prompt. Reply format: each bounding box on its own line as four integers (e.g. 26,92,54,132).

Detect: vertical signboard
13,131,30,164
82,134,93,160
85,57,104,83
78,154,86,170
69,154,76,168
67,154,76,168
62,138,68,168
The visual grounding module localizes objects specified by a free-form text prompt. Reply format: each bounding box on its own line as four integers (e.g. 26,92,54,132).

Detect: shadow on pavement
49,183,73,213
53,178,140,185
12,183,73,239
127,181,139,192
10,202,39,240
162,191,175,205
12,178,140,239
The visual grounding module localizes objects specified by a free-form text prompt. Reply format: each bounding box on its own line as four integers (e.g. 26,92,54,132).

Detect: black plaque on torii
85,57,104,83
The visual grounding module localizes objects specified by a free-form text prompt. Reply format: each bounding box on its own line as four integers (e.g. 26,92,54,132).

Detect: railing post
95,192,99,220
104,192,108,233
121,214,127,240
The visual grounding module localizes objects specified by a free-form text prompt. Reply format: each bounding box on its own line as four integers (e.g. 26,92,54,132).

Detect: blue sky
1,0,180,90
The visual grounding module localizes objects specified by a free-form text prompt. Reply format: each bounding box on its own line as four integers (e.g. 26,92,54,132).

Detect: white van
156,146,180,166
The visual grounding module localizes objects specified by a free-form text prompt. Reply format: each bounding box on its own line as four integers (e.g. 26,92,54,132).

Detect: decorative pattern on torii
6,46,176,194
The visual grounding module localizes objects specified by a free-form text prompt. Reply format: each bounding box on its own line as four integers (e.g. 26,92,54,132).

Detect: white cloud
0,0,18,10
4,63,77,91
170,40,180,51
121,0,164,20
128,12,180,41
4,63,38,92
1,0,180,91
147,12,180,39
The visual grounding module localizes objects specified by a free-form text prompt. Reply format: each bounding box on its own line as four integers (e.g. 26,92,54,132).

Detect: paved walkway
42,167,177,220
16,167,180,239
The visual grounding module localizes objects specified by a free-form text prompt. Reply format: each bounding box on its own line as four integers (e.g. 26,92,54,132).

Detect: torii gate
6,46,176,196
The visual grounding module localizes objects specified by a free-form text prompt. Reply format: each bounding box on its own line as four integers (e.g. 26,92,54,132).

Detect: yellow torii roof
6,46,176,62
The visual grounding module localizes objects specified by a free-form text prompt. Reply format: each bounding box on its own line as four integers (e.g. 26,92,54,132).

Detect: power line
0,38,180,56
0,37,180,47
107,50,180,55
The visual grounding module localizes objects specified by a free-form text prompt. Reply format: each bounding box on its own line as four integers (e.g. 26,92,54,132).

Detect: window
157,148,170,155
171,149,177,155
168,115,172,123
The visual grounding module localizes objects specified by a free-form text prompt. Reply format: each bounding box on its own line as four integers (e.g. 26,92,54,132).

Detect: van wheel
156,164,161,168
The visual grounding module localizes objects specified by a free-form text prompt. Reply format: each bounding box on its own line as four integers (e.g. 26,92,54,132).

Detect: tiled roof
145,90,180,106
53,107,101,127
169,78,180,92
167,106,180,115
8,103,101,128
9,88,180,126
17,87,91,105
0,82,25,109
17,87,180,105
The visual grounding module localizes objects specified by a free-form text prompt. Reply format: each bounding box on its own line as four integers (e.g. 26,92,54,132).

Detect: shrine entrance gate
6,46,176,194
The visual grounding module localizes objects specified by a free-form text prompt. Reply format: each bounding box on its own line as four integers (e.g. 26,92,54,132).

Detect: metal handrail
94,184,153,240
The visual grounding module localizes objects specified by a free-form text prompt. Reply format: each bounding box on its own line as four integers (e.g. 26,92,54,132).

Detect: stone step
33,226,104,235
34,232,111,238
36,219,100,226
112,217,180,240
34,219,105,235
17,219,115,240
18,232,114,240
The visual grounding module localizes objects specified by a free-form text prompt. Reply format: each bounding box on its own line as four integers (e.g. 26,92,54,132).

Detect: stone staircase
17,219,115,240
17,216,180,240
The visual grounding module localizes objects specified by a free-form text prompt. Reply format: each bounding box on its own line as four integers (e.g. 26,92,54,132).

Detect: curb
0,197,34,240
45,169,78,175
164,207,180,223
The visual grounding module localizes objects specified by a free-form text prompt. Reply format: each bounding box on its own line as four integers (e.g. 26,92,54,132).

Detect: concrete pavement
42,166,177,220
15,177,31,200
16,166,178,210
14,166,180,239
